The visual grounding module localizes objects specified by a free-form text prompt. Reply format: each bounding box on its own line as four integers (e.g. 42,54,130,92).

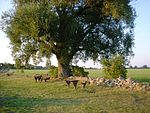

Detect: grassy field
0,69,150,113
14,69,150,83
86,69,150,83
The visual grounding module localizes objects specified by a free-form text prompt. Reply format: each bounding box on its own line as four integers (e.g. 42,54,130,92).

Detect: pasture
87,69,150,83
14,69,150,83
0,69,150,113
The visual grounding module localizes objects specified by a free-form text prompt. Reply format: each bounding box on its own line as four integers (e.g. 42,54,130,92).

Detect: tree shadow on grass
0,96,82,112
0,96,82,107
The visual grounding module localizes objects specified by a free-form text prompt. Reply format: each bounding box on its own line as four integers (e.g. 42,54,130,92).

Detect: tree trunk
57,56,72,78
57,62,70,78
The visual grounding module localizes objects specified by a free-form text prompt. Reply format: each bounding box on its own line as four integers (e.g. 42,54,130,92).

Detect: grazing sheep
41,74,50,82
34,74,42,82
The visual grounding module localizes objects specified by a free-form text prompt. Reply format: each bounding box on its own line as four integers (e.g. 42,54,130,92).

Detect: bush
100,55,127,79
71,66,89,77
49,66,58,78
49,66,89,78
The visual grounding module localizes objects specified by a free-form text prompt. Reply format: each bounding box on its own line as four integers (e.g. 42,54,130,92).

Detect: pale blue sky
0,0,150,68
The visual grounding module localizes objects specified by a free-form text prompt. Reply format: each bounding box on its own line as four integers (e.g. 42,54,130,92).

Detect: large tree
1,0,136,78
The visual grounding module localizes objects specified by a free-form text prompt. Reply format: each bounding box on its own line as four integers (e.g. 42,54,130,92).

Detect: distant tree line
0,63,47,71
0,62,149,72
129,65,150,69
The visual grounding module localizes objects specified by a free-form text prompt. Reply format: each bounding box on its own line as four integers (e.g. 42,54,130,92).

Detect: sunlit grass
0,71,150,113
13,68,150,83
86,69,150,83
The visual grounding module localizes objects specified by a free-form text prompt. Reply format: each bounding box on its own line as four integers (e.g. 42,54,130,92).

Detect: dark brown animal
34,74,42,82
41,74,50,82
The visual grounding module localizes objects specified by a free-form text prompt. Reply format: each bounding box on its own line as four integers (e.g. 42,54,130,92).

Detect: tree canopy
1,0,136,78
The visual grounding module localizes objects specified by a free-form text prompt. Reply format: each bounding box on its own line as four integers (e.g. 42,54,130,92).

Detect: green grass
0,69,150,113
14,70,49,76
12,68,150,83
127,69,150,83
86,69,150,83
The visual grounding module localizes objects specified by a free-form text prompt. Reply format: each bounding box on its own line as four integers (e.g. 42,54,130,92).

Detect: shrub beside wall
100,55,127,79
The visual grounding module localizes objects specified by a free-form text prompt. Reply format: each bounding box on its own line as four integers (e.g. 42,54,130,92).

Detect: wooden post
81,81,87,88
72,80,79,89
65,80,71,88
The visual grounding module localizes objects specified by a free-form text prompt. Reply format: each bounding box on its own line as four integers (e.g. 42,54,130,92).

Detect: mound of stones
88,76,150,91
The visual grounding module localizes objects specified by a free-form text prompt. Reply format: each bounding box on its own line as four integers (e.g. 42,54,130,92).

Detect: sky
0,0,150,68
